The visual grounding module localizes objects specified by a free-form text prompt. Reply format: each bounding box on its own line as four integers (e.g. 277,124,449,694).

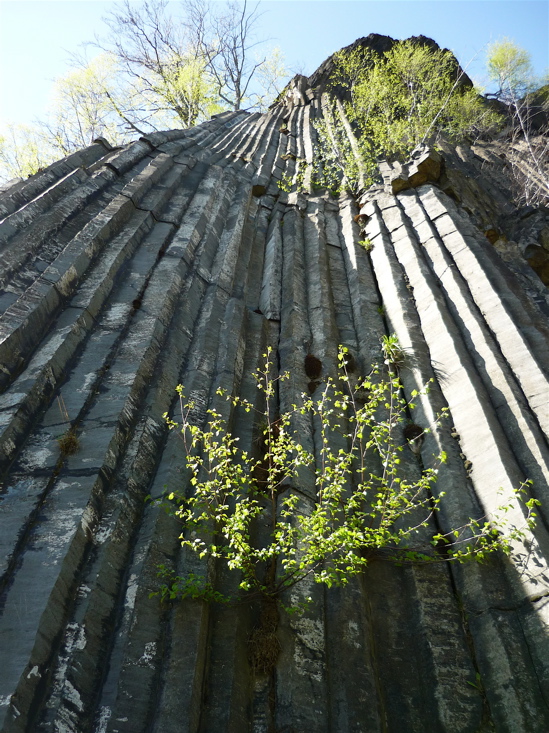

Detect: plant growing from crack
277,159,310,194
56,395,80,456
154,345,538,611
277,171,294,193
381,332,410,370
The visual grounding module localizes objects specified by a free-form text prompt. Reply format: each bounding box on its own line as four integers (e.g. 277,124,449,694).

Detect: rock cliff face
0,37,549,733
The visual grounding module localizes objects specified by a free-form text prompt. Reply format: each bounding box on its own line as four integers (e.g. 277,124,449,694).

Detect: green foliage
137,52,224,129
277,171,294,193
312,98,374,194
0,124,58,180
381,333,410,370
277,158,310,194
154,345,537,611
467,672,484,692
154,566,228,604
347,41,501,153
487,38,534,102
313,40,503,194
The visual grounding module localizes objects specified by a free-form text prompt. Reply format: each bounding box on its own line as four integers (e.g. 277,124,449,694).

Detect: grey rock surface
0,41,549,733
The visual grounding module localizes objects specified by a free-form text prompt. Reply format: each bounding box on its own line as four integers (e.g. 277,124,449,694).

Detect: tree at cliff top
96,0,288,116
486,38,549,205
0,54,138,180
313,40,503,194
37,55,137,153
0,125,59,181
92,0,224,130
0,0,289,181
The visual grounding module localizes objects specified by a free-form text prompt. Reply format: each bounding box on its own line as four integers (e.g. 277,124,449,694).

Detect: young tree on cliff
155,347,538,610
486,38,549,204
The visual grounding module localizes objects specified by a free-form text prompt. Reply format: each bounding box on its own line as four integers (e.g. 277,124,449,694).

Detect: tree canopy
0,0,289,181
313,40,503,194
485,38,549,205
1,28,545,186
487,38,535,103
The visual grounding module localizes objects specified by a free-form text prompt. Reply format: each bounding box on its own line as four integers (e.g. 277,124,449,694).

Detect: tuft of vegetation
248,601,281,672
381,333,410,371
339,349,357,372
277,159,310,194
57,429,80,456
248,625,281,672
56,395,80,456
403,422,425,455
359,239,374,252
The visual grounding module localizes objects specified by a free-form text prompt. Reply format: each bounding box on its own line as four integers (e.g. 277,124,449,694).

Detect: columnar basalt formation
0,36,549,732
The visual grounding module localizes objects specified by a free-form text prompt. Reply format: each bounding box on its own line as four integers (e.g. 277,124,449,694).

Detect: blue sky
0,0,547,126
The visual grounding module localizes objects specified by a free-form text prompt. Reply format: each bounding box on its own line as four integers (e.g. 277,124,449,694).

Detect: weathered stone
539,225,549,251
412,146,443,182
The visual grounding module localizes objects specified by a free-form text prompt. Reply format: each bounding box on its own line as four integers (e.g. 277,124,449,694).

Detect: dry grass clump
56,395,80,456
248,626,281,673
57,429,80,456
248,601,280,673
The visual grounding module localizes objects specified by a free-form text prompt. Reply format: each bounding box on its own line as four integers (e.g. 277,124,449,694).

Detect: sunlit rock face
0,35,549,733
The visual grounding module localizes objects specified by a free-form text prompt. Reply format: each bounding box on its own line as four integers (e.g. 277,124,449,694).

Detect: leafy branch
154,345,538,612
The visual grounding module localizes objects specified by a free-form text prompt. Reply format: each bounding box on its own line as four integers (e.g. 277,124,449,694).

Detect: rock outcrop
0,36,549,733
